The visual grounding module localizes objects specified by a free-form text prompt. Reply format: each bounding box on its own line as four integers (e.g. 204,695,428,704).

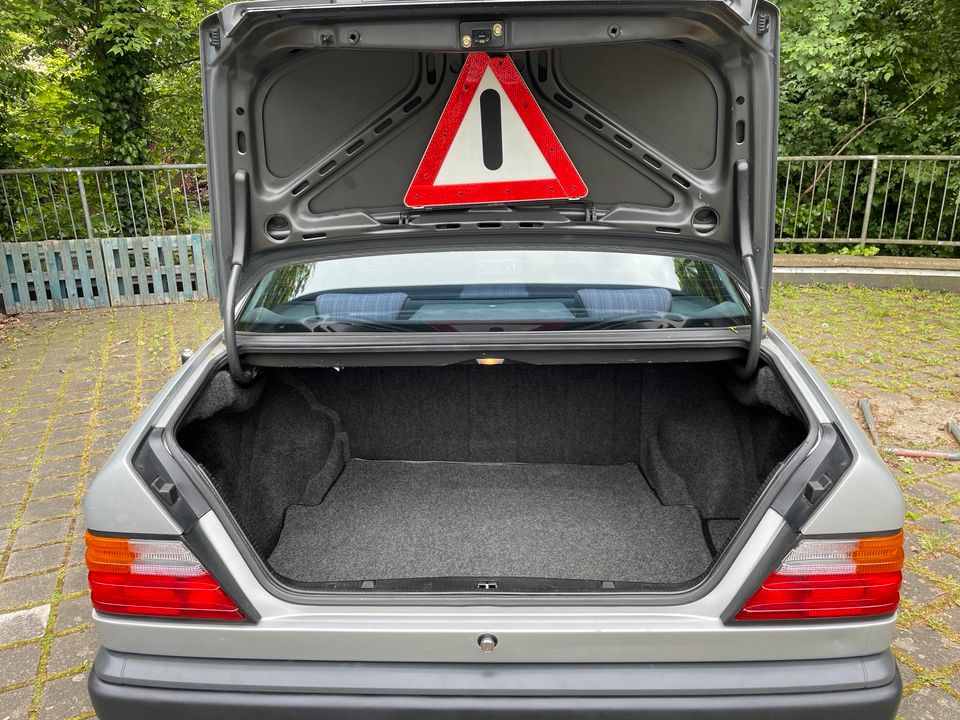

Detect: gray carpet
269,460,713,584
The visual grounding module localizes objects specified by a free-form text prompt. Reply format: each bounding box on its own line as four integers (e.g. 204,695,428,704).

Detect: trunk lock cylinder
478,634,498,652
460,21,505,49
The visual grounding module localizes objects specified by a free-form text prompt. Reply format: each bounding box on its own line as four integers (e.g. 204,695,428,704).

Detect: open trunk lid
200,0,780,328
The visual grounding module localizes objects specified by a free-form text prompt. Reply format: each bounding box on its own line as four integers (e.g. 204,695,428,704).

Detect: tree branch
801,87,932,196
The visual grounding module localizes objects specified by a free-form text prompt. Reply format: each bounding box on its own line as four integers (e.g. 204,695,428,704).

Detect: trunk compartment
176,361,807,591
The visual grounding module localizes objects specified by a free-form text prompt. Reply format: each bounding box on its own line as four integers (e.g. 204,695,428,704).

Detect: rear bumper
90,648,902,720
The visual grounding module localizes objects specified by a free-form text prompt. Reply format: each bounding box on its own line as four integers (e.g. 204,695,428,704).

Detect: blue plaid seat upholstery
315,292,408,321
576,288,672,317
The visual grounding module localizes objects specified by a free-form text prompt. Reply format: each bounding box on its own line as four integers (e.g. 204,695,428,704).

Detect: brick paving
0,285,956,719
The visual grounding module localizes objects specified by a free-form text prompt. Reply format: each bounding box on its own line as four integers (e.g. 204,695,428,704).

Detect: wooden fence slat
57,240,80,309
119,238,136,305
9,244,35,312
0,244,17,313
42,242,64,310
163,236,181,302
193,234,208,299
202,233,217,299
74,239,95,308
101,238,122,306
146,237,165,303
85,238,109,308
177,234,193,300
26,243,48,311
132,237,150,305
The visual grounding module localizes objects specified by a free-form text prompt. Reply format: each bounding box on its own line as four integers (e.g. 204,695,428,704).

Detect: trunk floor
269,460,714,584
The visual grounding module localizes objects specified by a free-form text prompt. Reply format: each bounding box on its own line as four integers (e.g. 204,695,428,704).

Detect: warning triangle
404,53,587,208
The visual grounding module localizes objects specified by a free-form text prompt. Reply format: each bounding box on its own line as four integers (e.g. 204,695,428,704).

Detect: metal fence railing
0,164,209,244
777,155,960,248
3,158,959,248
1,157,959,314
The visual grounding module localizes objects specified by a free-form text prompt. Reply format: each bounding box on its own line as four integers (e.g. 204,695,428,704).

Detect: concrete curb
773,255,960,292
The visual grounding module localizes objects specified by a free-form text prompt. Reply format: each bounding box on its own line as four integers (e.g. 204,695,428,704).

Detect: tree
0,0,214,168
777,0,960,156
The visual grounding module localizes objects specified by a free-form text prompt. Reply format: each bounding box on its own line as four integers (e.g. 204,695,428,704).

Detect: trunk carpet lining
269,459,713,584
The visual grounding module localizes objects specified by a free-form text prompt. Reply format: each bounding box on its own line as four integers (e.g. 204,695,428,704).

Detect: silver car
85,0,905,718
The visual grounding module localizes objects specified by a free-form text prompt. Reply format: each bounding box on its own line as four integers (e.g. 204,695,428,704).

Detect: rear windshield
238,250,748,333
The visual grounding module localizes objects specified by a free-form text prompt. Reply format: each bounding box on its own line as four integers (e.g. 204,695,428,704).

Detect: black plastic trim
133,429,210,532
89,649,902,720
771,423,853,530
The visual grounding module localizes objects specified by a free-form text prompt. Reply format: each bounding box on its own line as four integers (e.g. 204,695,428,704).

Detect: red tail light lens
86,532,245,621
736,530,903,621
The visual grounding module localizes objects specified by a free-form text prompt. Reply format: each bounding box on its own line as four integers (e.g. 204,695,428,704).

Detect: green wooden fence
0,234,217,314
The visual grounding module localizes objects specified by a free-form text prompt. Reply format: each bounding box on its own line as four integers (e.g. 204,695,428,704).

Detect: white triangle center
433,67,555,185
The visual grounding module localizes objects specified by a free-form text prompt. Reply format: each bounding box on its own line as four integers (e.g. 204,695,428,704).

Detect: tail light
85,532,245,621
735,530,903,621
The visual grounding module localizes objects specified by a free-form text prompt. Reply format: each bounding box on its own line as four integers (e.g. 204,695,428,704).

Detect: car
84,0,905,718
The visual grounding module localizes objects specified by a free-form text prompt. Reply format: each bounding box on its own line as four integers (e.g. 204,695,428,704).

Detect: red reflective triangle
404,53,587,208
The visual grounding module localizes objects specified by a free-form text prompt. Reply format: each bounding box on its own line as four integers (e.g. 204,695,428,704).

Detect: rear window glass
238,250,748,333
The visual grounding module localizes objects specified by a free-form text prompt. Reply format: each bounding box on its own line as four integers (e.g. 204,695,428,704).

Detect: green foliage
0,0,215,167
778,0,960,156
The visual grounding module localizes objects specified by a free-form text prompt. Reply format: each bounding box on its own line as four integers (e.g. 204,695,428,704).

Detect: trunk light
736,530,903,621
85,532,245,621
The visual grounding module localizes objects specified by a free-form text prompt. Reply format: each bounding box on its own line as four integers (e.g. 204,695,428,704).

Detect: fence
777,156,960,249
1,157,959,313
0,165,214,313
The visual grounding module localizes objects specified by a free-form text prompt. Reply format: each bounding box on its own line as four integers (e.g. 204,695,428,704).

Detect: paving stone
0,486,25,506
893,624,960,669
0,435,43,454
939,473,960,491
50,416,89,433
66,532,85,567
54,596,92,633
5,543,65,579
47,629,97,674
21,495,74,524
898,660,918,688
13,518,71,551
900,573,944,606
30,477,77,501
0,467,31,486
61,565,88,596
898,686,960,720
41,440,85,462
37,672,92,720
11,406,54,424
0,684,33,720
925,552,960,581
33,456,82,478
914,516,960,542
905,481,955,506
0,605,50,645
0,506,19,531
0,572,57,612
0,449,37,468
0,642,41,685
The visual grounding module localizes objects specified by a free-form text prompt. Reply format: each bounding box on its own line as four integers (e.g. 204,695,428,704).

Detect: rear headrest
460,284,529,299
576,288,672,317
315,292,408,321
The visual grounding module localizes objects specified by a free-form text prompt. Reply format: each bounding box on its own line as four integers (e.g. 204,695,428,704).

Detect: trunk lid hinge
735,159,761,378
225,170,256,385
